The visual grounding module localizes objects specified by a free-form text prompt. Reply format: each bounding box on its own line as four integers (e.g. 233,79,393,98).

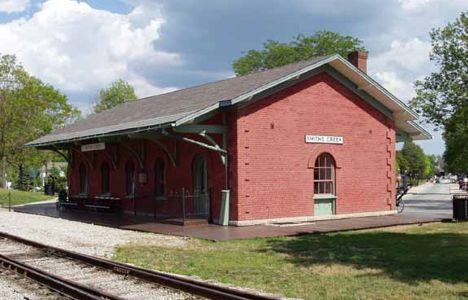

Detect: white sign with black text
305,135,344,144
81,142,106,152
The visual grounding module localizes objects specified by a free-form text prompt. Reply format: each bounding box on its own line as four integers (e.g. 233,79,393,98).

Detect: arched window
79,163,87,194
101,162,110,194
314,153,336,195
154,159,165,197
125,161,135,196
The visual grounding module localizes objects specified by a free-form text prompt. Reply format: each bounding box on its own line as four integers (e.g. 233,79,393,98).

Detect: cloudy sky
0,0,466,155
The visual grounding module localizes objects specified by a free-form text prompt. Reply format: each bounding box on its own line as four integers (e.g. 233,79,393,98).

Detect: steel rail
0,231,278,300
0,253,123,300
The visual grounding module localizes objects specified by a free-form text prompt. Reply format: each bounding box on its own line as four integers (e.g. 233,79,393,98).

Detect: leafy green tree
15,164,33,191
396,151,409,173
47,166,67,192
93,79,138,113
410,11,467,173
424,155,438,178
443,105,468,173
0,54,79,188
401,141,426,179
232,31,366,76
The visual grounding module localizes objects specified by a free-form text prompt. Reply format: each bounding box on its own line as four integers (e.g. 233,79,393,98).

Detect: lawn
114,222,468,300
0,188,54,207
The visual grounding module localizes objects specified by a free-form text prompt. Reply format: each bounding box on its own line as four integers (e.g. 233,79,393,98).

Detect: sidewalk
407,181,433,194
12,198,58,207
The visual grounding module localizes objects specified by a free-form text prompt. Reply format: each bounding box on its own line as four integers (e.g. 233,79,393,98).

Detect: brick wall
233,72,396,221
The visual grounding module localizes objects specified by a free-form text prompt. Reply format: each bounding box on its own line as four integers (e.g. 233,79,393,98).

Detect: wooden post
182,188,186,222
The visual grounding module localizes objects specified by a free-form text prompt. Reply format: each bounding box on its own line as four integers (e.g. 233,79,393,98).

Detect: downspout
222,111,229,190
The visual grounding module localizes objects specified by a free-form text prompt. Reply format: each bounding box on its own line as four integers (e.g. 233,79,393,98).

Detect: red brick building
27,52,430,226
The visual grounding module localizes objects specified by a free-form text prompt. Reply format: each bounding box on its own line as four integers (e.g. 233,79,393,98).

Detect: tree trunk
1,156,6,189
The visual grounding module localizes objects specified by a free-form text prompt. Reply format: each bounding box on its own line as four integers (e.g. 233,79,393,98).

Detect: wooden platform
160,218,209,226
11,202,448,241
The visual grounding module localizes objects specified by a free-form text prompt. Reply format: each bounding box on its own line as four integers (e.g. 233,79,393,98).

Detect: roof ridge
132,55,333,104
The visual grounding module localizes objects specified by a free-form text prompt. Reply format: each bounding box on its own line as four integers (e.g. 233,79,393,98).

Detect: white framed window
314,153,336,195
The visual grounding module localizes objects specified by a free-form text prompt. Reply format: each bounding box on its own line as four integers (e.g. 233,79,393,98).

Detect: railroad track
0,267,71,299
0,231,278,300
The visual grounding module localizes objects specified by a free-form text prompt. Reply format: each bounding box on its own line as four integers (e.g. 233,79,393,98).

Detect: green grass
114,222,468,300
0,188,54,207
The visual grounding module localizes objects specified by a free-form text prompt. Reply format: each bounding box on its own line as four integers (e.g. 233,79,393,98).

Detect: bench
57,194,86,209
84,196,121,212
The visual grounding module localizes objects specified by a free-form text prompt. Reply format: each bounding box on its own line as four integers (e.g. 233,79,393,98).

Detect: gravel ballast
0,209,188,258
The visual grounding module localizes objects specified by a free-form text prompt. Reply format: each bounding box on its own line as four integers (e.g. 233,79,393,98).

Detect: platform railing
59,189,211,222
153,188,210,221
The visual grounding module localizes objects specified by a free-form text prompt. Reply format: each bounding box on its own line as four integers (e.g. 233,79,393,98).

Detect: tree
424,155,438,178
400,141,426,179
396,151,409,173
0,54,79,188
443,105,468,173
93,79,137,113
232,31,366,76
410,11,468,173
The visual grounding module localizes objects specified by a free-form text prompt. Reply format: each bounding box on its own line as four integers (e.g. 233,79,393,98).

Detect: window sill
154,195,167,201
313,194,336,200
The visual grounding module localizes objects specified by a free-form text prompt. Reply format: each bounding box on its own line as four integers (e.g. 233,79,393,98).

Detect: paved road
402,182,455,219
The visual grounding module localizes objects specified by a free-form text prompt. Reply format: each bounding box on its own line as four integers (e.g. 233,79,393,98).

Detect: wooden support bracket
127,132,177,167
120,143,145,170
72,148,95,170
50,146,71,164
102,146,119,170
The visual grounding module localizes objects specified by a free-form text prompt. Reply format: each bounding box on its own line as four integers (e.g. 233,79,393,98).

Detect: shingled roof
26,54,430,148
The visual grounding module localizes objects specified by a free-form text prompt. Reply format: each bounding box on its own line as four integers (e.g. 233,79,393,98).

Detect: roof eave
329,56,419,120
407,120,432,140
25,122,174,149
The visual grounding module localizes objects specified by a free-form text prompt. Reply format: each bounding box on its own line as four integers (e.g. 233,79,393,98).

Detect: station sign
305,135,344,144
81,142,106,152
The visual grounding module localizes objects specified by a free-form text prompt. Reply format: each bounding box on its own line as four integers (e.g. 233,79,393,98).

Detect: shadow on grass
266,230,468,284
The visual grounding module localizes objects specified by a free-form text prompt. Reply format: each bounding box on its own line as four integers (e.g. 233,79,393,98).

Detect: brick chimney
347,51,368,73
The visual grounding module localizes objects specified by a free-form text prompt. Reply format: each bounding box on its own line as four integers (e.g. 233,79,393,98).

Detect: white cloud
374,71,415,100
368,38,432,101
398,0,432,11
0,0,179,103
371,38,432,72
127,75,177,98
0,0,29,13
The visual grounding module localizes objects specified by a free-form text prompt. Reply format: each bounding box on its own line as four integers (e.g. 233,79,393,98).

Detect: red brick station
27,52,430,226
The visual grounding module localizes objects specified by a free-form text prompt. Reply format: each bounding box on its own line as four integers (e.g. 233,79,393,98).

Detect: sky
0,0,466,155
